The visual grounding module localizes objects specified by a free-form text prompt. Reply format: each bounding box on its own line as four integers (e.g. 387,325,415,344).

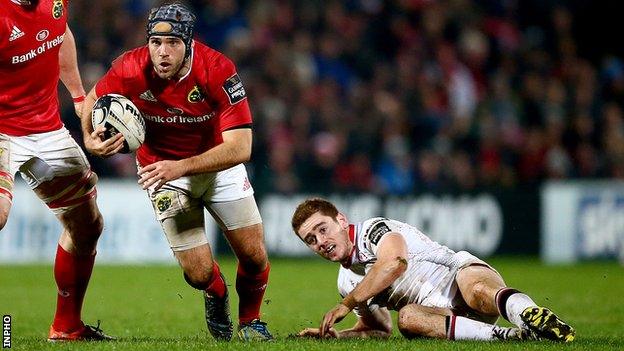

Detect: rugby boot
203,275,233,341
520,306,576,342
238,319,274,341
48,321,115,341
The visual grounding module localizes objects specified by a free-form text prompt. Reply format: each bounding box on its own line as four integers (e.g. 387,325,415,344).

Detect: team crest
52,0,64,19
155,193,172,213
187,85,204,103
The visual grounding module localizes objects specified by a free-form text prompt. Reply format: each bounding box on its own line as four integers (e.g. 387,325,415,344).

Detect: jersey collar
176,42,194,82
341,224,356,268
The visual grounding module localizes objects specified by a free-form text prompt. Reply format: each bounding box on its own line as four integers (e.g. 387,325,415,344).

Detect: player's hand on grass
320,303,350,337
138,160,186,190
298,327,339,339
84,125,125,158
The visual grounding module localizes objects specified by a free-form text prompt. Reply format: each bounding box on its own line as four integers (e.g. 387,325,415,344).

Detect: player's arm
138,127,251,190
319,233,408,336
180,127,251,174
300,307,392,339
59,24,86,119
80,86,125,157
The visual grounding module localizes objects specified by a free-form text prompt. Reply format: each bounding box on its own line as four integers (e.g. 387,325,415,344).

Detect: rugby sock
52,245,95,332
446,315,516,341
205,261,227,298
236,263,270,324
495,287,537,328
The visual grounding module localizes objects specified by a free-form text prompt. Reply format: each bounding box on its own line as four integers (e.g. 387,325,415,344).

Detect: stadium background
1,0,623,349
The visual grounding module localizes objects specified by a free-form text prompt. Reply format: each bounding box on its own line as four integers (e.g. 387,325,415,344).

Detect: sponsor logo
58,290,70,297
11,34,64,64
166,107,184,115
9,26,24,42
187,85,204,103
52,0,64,19
156,193,172,212
242,177,251,191
143,111,215,124
368,221,391,245
222,73,246,105
139,90,157,102
36,30,49,41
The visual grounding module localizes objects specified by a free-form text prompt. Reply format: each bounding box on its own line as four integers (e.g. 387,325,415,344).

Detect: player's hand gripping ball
91,94,146,153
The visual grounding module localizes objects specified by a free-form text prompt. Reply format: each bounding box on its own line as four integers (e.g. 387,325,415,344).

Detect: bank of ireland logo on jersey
187,85,205,103
52,0,64,19
9,25,24,42
222,74,247,105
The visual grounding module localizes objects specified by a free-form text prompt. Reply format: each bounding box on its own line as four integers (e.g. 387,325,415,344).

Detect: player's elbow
386,256,408,277
233,143,252,164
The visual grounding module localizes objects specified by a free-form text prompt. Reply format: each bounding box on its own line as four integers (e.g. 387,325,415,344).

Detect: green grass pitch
1,257,622,350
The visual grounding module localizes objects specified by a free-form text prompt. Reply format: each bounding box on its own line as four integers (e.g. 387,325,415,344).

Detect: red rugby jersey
96,41,253,167
0,0,68,136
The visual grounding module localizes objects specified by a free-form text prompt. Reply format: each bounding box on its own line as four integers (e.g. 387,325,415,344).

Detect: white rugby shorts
142,163,262,250
0,127,91,189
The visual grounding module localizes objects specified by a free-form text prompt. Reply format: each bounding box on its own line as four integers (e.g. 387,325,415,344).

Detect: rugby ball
91,94,146,153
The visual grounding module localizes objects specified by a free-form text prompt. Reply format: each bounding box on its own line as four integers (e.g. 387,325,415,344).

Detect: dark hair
291,198,339,234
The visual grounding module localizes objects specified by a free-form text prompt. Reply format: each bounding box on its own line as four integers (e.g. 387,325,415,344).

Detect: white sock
505,293,537,328
449,316,515,341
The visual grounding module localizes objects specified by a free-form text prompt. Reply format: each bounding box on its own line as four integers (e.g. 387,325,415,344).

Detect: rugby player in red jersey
0,0,113,341
81,3,272,341
292,198,576,343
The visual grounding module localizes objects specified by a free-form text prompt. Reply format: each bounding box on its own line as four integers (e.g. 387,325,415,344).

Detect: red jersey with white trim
95,41,252,167
0,0,68,136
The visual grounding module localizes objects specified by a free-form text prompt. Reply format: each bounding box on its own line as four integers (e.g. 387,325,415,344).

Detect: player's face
148,36,186,79
297,212,352,263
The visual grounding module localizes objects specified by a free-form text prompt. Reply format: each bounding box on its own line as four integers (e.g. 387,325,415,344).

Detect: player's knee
0,198,12,231
182,263,214,290
238,249,268,274
0,208,9,231
468,281,491,307
64,209,104,254
398,305,427,339
90,210,104,236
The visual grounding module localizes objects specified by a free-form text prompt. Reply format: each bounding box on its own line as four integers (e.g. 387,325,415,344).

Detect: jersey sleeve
206,54,252,132
95,54,128,97
361,218,397,255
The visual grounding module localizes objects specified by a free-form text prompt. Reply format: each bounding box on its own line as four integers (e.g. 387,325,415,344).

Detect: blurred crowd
61,0,624,195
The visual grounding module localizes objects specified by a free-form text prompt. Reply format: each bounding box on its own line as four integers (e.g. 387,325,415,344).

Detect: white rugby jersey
337,217,483,313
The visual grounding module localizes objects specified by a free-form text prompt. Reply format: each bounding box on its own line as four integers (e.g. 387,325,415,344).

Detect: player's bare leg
397,304,531,341
222,223,273,341
0,197,11,230
166,211,233,341
34,174,113,341
456,264,575,342
0,134,13,230
456,265,506,317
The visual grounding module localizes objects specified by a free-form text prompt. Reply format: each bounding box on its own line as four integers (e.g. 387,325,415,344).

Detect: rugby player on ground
292,198,576,342
81,2,272,342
